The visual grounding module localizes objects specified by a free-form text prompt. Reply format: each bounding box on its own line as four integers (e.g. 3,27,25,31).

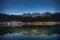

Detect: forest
0,12,60,22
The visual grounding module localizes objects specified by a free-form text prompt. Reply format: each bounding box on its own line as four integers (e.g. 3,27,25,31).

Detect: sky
0,0,60,15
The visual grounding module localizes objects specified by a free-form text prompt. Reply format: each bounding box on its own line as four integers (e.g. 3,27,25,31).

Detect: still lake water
0,25,60,40
0,33,60,40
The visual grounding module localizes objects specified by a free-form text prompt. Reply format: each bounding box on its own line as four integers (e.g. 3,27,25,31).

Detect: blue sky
0,0,60,15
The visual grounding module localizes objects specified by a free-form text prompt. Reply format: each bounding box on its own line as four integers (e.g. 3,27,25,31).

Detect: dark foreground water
0,33,60,40
0,25,60,40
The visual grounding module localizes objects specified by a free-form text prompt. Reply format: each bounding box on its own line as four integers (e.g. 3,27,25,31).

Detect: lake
0,33,60,40
0,25,60,40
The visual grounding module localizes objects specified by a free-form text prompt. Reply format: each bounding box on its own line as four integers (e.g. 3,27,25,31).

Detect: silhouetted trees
0,12,60,22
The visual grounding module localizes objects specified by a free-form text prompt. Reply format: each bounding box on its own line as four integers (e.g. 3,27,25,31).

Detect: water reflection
0,33,60,40
0,25,60,40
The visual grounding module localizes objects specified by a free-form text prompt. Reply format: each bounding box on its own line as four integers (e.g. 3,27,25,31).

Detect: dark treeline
0,12,60,22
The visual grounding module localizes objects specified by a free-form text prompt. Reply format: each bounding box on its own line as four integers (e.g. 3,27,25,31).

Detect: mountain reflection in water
0,33,60,40
0,25,60,40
